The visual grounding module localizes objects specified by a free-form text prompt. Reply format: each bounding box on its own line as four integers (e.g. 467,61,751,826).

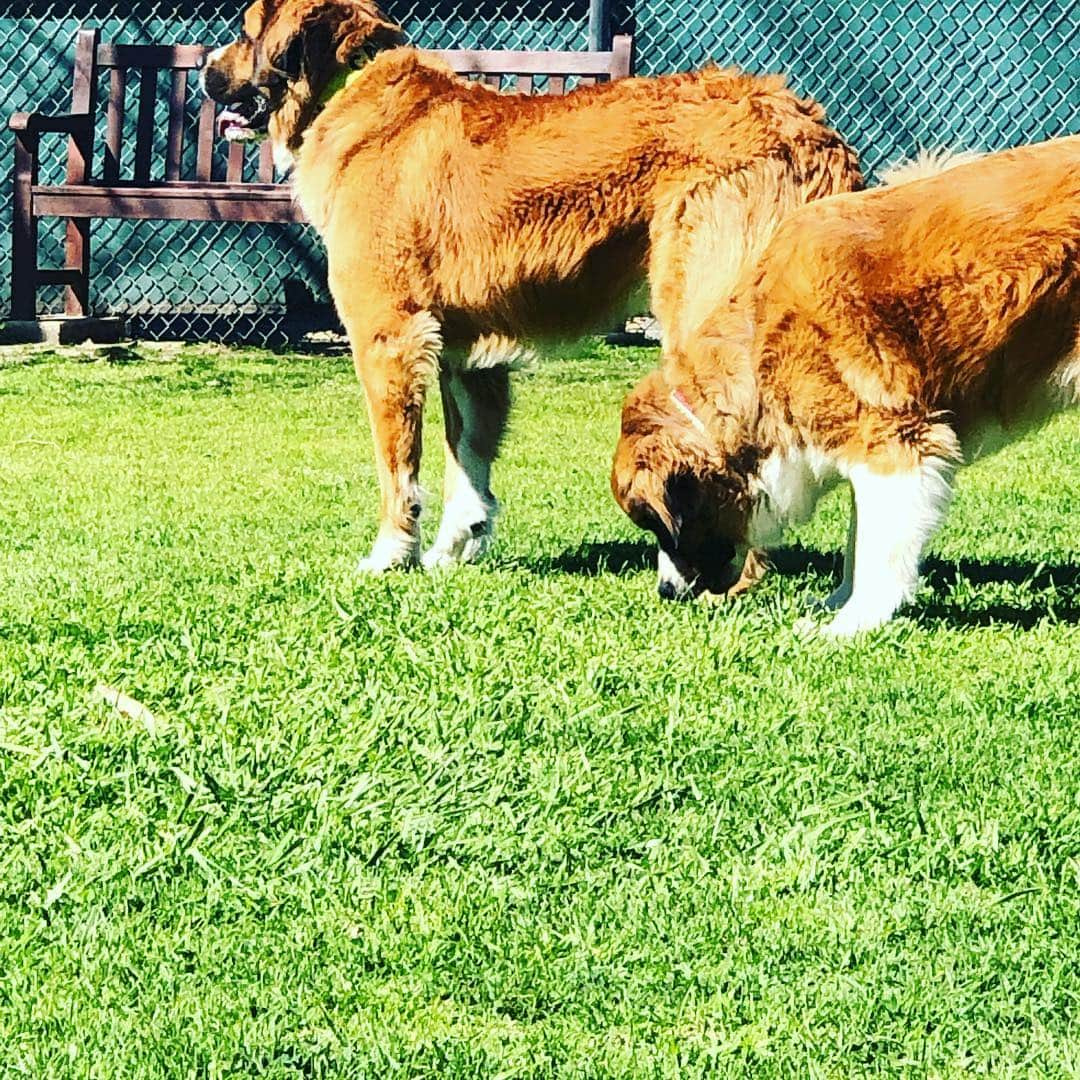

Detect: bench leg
11,129,38,320
64,217,91,317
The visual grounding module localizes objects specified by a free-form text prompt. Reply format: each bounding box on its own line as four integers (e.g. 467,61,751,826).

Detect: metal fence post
588,0,611,50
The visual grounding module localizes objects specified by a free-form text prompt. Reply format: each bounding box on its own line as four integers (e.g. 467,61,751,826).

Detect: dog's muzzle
215,90,271,142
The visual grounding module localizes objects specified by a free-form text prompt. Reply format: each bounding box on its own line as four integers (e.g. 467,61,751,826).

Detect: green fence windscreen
2,1,1077,342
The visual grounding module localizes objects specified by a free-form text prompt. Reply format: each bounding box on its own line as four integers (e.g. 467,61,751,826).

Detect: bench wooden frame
9,28,633,323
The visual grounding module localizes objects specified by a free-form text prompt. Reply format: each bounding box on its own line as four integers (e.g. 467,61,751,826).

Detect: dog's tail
878,147,984,187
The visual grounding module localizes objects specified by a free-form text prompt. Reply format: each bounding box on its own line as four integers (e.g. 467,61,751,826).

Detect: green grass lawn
1,342,1079,1077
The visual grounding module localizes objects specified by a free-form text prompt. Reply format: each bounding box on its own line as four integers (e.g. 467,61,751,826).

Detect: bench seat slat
32,182,303,223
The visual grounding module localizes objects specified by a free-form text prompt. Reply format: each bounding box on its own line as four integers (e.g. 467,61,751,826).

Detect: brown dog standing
203,0,861,572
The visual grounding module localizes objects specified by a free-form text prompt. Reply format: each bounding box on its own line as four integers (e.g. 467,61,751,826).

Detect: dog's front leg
821,459,953,637
350,310,442,573
817,486,856,611
423,365,511,569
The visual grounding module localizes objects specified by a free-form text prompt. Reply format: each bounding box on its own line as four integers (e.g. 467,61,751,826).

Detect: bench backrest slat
104,66,125,182
258,139,275,183
133,67,157,182
195,94,216,182
66,28,99,184
165,68,188,181
226,141,245,183
434,40,631,78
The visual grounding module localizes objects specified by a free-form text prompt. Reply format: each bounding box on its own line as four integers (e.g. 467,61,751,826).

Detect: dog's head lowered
202,0,405,151
611,368,764,600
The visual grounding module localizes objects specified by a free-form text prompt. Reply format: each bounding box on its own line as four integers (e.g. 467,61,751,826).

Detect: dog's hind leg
423,362,511,569
348,309,442,573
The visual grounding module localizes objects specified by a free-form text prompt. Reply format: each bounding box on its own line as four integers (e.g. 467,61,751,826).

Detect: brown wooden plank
517,75,534,95
104,67,125,182
11,129,40,319
32,186,304,223
69,30,98,114
226,141,245,183
34,182,288,195
578,76,597,88
65,29,98,184
64,29,98,317
134,67,157,182
37,269,85,288
196,95,216,182
431,47,622,76
610,34,633,79
165,68,188,181
258,139,275,182
98,43,207,70
64,217,91,316
484,74,501,90
547,75,565,96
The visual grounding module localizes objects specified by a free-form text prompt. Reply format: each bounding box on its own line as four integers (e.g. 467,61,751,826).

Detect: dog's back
755,135,1080,434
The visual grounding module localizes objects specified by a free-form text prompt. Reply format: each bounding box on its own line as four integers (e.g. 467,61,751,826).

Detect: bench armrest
9,111,91,136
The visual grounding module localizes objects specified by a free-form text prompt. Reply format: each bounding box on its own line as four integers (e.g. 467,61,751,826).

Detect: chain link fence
2,0,1077,344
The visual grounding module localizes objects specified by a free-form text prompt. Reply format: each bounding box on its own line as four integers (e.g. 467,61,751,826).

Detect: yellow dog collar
317,66,366,110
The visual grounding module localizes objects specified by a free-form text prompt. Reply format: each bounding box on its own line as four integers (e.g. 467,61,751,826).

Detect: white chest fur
748,447,843,545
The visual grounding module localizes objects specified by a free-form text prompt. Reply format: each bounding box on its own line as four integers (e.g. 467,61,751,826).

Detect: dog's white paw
794,610,874,640
421,524,492,570
818,608,887,638
357,531,420,574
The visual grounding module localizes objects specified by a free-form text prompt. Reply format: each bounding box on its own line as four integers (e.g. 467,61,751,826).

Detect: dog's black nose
658,580,679,601
202,65,236,102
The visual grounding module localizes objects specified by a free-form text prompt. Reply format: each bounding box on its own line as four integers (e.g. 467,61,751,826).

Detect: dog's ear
612,425,686,550
334,2,405,64
278,34,305,80
624,471,682,550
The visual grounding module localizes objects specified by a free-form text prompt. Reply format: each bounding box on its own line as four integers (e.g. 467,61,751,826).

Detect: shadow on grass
522,540,657,576
776,542,1080,629
524,539,1080,628
519,539,846,579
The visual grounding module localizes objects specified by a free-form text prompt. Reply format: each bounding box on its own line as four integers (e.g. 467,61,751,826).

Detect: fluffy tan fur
204,0,862,570
613,135,1080,633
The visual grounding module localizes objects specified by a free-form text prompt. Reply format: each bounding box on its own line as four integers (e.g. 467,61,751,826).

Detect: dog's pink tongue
217,109,254,141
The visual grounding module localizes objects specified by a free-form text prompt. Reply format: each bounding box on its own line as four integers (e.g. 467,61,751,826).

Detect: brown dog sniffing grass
202,0,861,574
612,136,1080,635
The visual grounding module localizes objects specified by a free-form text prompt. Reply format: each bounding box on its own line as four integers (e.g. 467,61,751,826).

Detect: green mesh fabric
2,1,1077,343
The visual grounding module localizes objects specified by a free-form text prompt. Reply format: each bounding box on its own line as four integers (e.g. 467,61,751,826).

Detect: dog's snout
201,64,230,101
657,579,680,601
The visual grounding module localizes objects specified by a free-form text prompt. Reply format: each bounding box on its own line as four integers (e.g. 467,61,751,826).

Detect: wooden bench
9,28,634,328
